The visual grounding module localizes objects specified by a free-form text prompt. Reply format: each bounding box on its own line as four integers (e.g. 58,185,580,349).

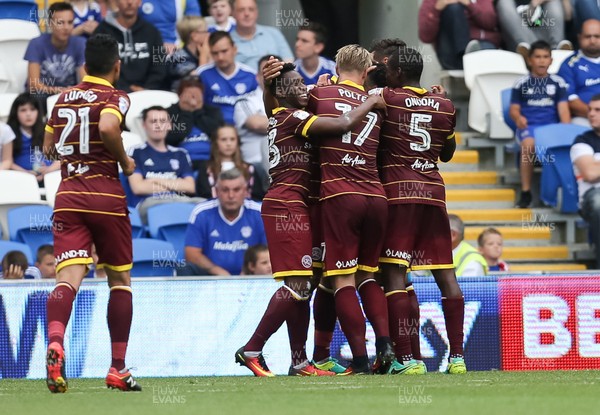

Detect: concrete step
439,150,479,172
448,201,514,209
502,246,570,260
448,208,533,223
507,263,587,272
446,188,515,203
451,150,479,164
464,226,551,241
441,171,498,186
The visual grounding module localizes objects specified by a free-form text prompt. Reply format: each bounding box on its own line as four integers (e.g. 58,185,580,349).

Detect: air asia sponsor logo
335,258,358,269
56,249,89,263
341,154,366,166
411,159,435,171
213,240,249,252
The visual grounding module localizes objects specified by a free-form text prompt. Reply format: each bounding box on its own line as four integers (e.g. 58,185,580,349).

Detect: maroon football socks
442,297,465,357
386,290,413,361
334,286,368,361
312,285,337,362
47,283,77,346
107,287,133,371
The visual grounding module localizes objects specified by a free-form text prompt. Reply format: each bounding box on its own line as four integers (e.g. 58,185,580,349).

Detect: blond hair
177,15,207,45
335,44,372,73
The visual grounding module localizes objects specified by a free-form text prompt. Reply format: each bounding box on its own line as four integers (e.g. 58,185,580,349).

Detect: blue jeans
435,4,496,69
580,187,600,269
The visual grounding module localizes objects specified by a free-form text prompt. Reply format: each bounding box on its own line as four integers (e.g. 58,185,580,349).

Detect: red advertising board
500,275,600,370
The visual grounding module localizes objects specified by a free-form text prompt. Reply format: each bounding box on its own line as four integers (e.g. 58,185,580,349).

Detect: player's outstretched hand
121,156,136,176
316,73,331,87
263,56,283,87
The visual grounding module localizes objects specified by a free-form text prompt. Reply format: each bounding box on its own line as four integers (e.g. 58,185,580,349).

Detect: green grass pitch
2,371,598,415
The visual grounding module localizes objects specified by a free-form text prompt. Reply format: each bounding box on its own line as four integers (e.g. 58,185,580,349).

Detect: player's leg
309,203,345,372
517,129,535,208
239,209,333,376
312,275,346,373
90,213,141,390
378,204,420,374
46,211,93,393
423,206,466,374
406,282,424,364
322,196,369,375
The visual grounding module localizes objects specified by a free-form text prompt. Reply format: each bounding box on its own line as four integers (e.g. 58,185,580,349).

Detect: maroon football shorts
380,203,453,270
321,194,387,277
262,200,313,280
53,210,133,274
308,202,324,269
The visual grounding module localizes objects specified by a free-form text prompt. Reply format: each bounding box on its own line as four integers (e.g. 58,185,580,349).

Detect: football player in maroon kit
236,63,385,376
42,34,141,392
378,46,467,374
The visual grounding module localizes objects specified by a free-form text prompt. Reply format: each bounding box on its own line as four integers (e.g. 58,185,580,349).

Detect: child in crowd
509,40,571,208
478,228,509,272
69,0,102,37
206,0,236,33
242,244,271,275
35,244,56,279
1,250,41,279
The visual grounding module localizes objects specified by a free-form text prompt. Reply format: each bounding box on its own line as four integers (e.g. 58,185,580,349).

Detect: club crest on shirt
293,110,310,120
119,96,129,114
241,226,252,238
546,84,556,95
301,255,312,269
170,159,180,170
235,83,247,94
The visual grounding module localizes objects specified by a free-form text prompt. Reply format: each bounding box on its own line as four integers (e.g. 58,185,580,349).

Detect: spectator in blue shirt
294,22,336,85
196,31,259,124
139,0,201,54
128,106,197,220
24,2,86,99
231,0,293,69
510,40,571,208
558,19,600,126
184,167,266,276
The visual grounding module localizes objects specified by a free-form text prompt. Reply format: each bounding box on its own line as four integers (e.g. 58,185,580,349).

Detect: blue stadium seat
131,238,176,277
0,1,38,21
128,206,145,238
7,205,54,254
146,203,194,260
534,123,588,213
0,240,34,265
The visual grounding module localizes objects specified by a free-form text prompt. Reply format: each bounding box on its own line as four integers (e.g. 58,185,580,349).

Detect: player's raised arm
262,56,283,116
308,94,386,136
